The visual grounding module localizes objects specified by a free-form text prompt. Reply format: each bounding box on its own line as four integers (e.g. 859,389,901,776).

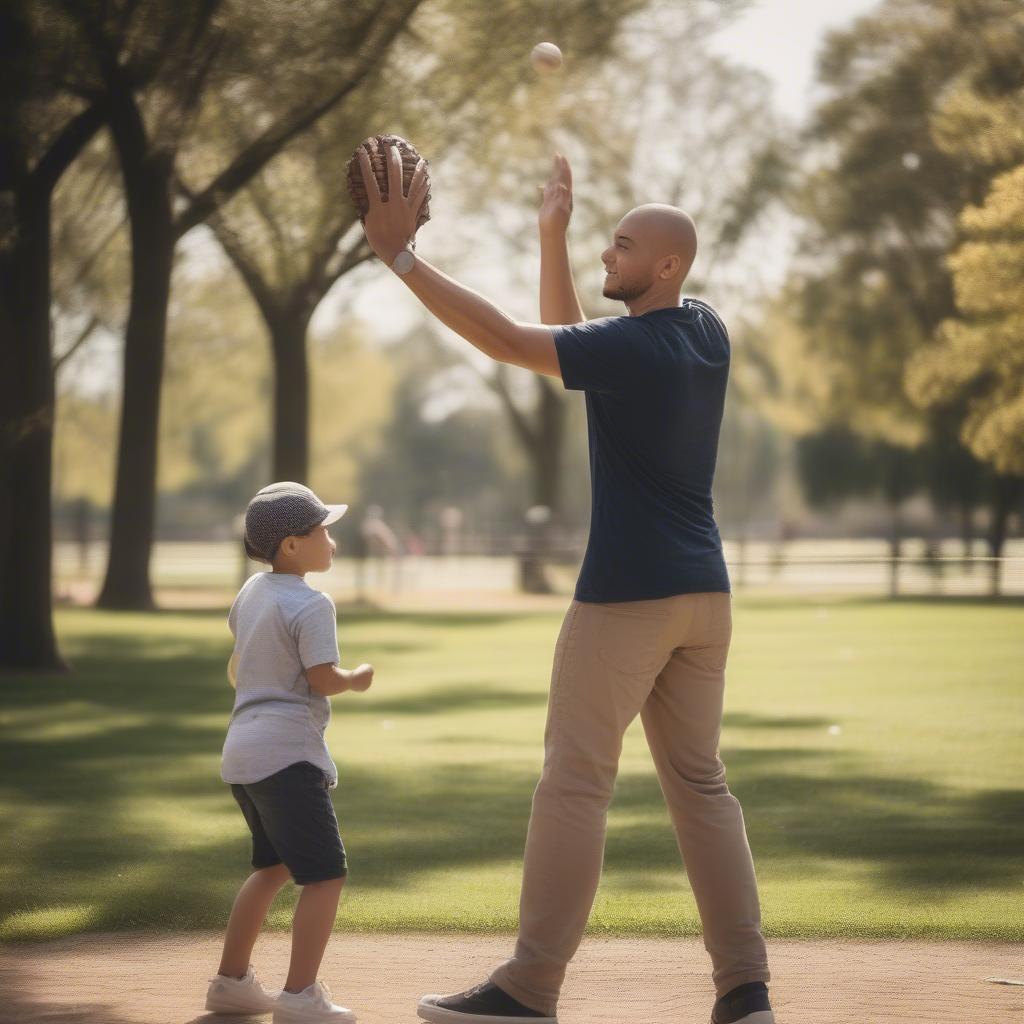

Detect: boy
206,481,374,1023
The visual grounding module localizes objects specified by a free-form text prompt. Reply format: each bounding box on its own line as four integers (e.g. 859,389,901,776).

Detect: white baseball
531,41,563,73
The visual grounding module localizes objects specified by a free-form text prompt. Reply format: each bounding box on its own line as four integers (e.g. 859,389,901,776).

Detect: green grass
1,598,1022,943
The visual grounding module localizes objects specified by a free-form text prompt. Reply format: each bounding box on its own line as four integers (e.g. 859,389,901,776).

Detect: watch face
393,249,415,274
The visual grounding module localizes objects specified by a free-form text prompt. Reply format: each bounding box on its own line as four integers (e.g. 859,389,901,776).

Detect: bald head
602,204,698,310
620,204,698,278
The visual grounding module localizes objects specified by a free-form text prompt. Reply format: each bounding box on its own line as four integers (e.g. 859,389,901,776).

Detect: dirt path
1,933,1020,1023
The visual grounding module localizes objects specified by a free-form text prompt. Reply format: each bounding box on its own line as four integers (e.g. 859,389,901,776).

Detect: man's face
601,219,654,302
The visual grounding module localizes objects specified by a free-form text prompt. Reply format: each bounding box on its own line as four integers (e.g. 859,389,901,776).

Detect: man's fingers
408,158,428,200
410,173,430,204
410,180,429,220
358,148,381,204
560,153,572,189
386,145,402,201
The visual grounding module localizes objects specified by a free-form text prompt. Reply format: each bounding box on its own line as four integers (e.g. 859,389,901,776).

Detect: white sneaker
273,981,357,1023
206,964,279,1014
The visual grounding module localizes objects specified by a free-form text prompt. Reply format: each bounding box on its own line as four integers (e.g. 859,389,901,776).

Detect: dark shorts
231,761,347,885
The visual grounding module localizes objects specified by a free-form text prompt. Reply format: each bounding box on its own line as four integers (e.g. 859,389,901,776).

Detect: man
358,147,773,1024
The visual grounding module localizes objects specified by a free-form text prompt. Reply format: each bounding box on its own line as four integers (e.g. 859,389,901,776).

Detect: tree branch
205,209,283,327
173,0,425,239
481,364,537,450
311,222,370,297
30,101,108,196
52,314,100,372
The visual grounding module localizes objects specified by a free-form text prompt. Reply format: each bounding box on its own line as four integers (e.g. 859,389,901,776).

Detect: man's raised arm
538,154,585,326
358,145,561,379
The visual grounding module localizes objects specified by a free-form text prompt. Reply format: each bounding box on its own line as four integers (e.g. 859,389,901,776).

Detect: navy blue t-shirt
553,298,731,603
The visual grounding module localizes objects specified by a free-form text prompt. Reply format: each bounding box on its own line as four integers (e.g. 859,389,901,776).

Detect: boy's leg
234,762,348,992
639,593,769,998
285,876,347,993
219,782,292,978
489,599,672,1015
218,863,292,978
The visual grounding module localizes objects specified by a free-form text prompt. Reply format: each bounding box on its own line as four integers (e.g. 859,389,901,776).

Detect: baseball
531,41,562,73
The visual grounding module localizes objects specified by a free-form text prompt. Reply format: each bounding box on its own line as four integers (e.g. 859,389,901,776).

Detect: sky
708,0,882,120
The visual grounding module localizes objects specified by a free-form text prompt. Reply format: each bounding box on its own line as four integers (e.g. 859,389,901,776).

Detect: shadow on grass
2,613,1022,940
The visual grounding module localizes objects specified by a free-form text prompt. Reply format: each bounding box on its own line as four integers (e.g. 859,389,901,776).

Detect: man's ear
659,254,681,280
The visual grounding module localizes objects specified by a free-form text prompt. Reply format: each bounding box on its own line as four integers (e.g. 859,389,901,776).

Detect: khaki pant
490,594,769,1015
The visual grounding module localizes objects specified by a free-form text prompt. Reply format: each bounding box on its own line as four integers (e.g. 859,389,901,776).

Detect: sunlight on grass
1,599,1022,942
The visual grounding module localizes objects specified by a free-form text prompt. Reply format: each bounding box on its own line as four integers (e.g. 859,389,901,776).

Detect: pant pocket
594,603,671,676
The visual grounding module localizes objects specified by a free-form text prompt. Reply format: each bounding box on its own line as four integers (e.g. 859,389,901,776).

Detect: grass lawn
1,597,1021,943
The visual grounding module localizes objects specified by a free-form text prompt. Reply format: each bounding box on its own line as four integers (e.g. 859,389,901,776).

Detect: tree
901,3,1024,591
195,113,372,485
0,2,109,669
906,166,1024,464
757,0,1021,591
55,0,426,609
905,163,1024,591
354,332,523,546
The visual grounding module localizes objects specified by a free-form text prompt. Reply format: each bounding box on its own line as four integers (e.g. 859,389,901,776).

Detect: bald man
358,149,773,1024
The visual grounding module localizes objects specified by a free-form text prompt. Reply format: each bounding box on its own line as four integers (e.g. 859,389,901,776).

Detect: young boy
206,481,374,1023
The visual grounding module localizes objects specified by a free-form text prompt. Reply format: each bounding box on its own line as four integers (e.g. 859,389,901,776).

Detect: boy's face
284,523,336,573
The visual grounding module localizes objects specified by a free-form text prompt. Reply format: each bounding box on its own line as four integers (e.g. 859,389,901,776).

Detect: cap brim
322,504,349,525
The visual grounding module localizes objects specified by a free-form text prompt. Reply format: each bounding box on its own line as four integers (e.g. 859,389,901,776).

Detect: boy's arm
538,154,585,326
305,662,374,697
227,651,239,689
357,146,561,378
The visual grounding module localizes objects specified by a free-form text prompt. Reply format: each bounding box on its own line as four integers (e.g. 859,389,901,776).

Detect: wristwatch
391,247,416,275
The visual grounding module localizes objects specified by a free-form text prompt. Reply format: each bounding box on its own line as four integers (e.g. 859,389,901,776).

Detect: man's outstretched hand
358,144,430,265
538,153,573,237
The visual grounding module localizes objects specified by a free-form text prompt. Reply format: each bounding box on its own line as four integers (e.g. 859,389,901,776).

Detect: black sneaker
417,980,556,1023
711,981,774,1024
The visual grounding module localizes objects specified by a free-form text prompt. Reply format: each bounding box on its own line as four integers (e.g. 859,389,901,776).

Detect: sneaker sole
417,997,556,1024
711,1012,775,1024
273,1008,357,1024
206,994,275,1014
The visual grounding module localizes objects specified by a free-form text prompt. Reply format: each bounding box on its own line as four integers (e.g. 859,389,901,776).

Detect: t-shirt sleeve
294,594,340,669
553,316,648,394
227,573,259,637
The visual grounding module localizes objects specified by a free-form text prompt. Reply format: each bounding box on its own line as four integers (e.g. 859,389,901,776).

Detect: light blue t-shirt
221,572,341,787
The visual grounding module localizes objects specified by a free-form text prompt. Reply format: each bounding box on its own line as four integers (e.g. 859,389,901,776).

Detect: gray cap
243,482,348,562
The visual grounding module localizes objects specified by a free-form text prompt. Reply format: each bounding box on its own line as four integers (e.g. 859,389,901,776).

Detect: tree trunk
959,502,974,560
97,96,175,610
888,503,902,599
987,476,1021,598
530,379,566,514
270,314,311,483
515,380,567,595
0,186,65,670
